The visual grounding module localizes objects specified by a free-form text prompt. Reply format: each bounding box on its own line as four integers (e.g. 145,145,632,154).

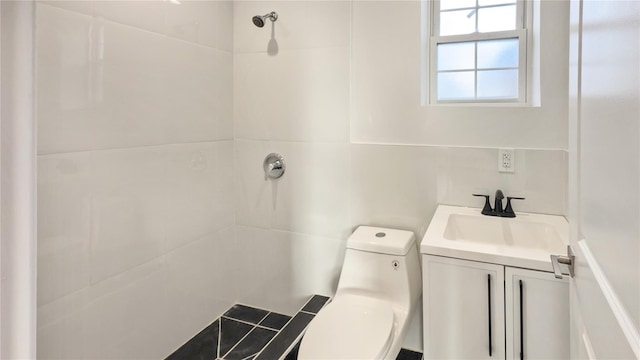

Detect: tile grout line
256,312,294,332
222,299,328,360
220,311,272,360
38,138,234,157
250,313,302,360
170,299,425,360
220,324,258,359
38,3,234,55
271,297,332,360
233,303,281,314
221,315,277,331
217,319,222,359
169,300,334,360
252,296,330,360
252,311,297,358
298,310,317,316
222,323,280,360
240,352,259,360
259,324,287,331
274,332,304,360
256,312,272,326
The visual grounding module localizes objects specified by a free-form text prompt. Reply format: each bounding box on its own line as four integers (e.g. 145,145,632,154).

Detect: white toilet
298,226,422,360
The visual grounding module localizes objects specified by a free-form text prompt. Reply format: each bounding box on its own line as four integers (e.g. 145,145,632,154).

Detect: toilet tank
336,226,422,312
346,226,415,255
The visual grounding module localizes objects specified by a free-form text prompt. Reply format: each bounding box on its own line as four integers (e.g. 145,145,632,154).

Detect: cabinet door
423,255,505,360
505,267,569,360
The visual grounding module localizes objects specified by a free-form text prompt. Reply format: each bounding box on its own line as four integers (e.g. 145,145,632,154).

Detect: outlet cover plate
498,148,515,173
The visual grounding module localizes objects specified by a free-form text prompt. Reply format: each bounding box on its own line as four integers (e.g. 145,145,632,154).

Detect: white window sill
424,102,541,108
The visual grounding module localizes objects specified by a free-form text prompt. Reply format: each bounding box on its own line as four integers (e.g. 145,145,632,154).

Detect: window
430,0,529,103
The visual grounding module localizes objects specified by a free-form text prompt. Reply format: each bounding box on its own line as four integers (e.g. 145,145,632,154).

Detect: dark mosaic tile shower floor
166,295,423,360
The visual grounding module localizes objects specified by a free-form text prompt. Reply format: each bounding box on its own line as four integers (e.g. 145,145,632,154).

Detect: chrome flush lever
550,245,575,279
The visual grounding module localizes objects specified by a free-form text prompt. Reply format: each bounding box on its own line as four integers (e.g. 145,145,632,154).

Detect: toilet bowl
298,226,422,360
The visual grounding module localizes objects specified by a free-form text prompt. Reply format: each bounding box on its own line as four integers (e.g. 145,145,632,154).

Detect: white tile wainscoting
36,0,569,358
36,2,235,358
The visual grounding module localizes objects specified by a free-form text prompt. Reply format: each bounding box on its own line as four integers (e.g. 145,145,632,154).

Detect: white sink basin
444,213,564,250
421,205,568,272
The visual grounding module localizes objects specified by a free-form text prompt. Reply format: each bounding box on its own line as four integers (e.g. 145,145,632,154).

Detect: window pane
478,0,516,6
477,69,518,98
477,38,518,69
440,0,476,11
438,71,475,100
437,42,475,71
440,9,476,36
478,5,516,32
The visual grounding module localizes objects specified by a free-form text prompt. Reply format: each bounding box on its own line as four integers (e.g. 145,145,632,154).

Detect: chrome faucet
472,190,525,218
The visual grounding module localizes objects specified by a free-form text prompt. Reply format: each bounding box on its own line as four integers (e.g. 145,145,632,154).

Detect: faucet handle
503,196,525,218
472,194,493,215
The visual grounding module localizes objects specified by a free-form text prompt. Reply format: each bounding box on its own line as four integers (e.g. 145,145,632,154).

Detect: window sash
433,0,525,37
429,29,527,103
429,0,528,104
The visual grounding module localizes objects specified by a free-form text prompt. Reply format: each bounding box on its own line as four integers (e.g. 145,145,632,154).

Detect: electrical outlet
498,148,515,173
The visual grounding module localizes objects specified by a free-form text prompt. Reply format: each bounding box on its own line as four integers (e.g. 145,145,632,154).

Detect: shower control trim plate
264,153,286,179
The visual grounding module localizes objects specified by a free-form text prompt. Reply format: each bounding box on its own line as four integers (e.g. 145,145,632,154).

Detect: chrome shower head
252,15,265,27
252,11,278,28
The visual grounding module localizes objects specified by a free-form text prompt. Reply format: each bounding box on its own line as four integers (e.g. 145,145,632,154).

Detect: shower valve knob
263,153,286,179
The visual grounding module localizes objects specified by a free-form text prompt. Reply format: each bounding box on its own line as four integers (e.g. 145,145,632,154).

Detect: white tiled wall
234,143,566,351
36,1,235,358
38,0,569,357
234,48,350,142
37,3,233,154
350,145,567,238
233,0,353,319
235,140,352,239
233,0,568,353
37,228,235,359
351,0,570,149
235,225,345,316
234,0,351,143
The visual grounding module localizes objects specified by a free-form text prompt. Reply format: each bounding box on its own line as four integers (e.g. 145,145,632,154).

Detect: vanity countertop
421,205,569,272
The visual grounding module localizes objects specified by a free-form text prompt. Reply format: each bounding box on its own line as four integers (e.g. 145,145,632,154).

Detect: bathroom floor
165,295,423,360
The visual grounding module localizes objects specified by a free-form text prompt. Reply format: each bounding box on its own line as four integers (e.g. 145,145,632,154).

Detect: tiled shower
36,0,570,358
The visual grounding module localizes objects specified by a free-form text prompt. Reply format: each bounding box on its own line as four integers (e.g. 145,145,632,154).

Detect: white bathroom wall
351,0,569,149
35,1,234,358
234,0,569,352
350,145,567,237
233,0,352,315
35,0,570,356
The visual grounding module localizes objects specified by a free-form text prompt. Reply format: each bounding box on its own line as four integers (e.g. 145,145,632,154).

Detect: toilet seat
298,294,395,360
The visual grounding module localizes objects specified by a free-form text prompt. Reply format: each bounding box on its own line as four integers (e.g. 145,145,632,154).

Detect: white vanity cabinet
423,255,569,360
505,267,570,360
423,256,505,360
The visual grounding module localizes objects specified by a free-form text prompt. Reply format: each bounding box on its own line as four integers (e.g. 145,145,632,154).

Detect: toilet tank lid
347,226,416,255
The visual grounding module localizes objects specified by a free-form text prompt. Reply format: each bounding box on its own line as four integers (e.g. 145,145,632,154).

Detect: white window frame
429,0,531,104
